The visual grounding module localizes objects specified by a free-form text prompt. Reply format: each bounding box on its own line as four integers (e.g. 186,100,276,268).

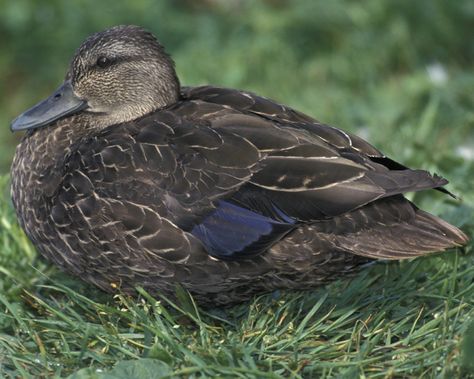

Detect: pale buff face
68,25,180,126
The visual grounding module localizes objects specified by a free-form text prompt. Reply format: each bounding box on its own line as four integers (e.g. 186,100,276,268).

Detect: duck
10,25,468,306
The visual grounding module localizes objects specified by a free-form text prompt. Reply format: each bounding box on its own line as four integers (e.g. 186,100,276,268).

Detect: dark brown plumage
10,25,468,305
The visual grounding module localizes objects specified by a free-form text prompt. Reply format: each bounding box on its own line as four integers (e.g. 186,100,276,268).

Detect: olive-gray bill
10,25,469,306
11,81,87,132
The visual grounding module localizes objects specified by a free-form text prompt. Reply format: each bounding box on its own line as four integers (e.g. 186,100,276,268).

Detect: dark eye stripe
95,55,139,69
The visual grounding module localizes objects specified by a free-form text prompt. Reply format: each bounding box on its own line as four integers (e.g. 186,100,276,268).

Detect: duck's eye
96,56,113,69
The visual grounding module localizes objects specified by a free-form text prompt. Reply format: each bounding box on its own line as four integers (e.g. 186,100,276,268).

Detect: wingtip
331,202,470,261
450,226,470,246
436,186,458,199
431,172,459,199
416,209,470,249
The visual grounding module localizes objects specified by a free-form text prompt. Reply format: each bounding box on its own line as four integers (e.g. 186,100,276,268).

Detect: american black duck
10,25,468,305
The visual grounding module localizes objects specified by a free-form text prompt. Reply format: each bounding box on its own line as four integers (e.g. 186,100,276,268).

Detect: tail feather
270,195,468,265
333,205,468,260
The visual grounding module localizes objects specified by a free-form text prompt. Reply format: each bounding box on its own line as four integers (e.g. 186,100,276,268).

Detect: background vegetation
0,0,473,377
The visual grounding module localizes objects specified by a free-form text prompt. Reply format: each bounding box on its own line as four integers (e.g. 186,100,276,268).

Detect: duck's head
11,25,180,132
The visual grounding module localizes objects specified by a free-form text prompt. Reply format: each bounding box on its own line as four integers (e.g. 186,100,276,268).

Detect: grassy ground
1,1,474,378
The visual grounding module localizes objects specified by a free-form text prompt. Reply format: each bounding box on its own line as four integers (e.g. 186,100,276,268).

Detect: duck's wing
178,87,466,259
185,112,449,258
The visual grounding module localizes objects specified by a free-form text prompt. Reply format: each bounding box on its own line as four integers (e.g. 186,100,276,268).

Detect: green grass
1,1,474,378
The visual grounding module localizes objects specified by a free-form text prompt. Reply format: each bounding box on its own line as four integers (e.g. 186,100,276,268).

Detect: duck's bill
10,81,87,132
